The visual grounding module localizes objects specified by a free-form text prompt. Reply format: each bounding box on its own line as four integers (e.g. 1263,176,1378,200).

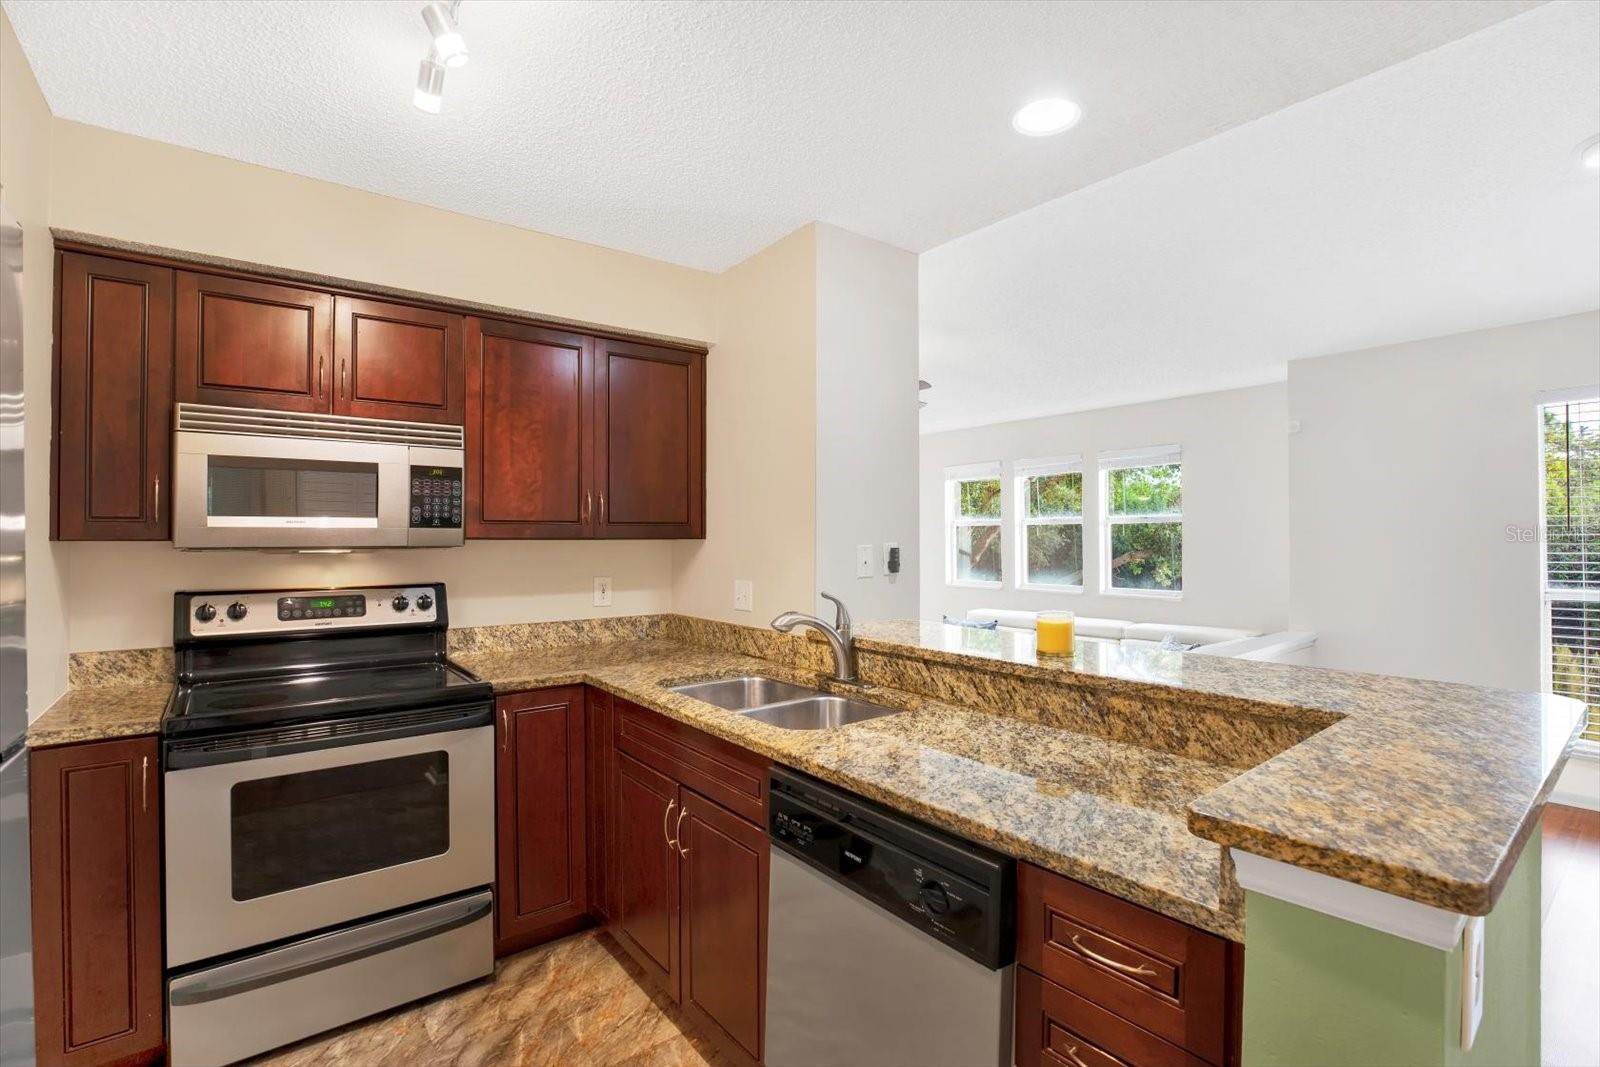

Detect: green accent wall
1242,828,1540,1067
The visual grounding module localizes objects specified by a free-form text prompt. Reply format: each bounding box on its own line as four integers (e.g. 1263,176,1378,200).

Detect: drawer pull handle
1070,933,1157,977
675,807,689,857
663,799,678,848
499,708,508,751
141,756,149,812
1060,1045,1091,1067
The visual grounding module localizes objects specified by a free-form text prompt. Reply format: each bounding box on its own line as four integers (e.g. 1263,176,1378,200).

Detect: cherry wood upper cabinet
593,339,704,539
30,736,164,1067
333,297,463,425
465,318,593,538
53,252,173,541
175,272,332,412
494,687,588,956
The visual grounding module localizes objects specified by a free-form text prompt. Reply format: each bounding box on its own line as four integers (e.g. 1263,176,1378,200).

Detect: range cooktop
164,583,492,738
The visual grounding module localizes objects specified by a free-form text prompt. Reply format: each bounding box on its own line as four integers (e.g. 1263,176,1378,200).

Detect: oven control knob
226,602,249,622
391,594,410,612
193,602,217,623
416,593,434,612
919,880,950,915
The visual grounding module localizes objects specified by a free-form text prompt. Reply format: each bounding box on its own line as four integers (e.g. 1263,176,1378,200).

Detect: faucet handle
819,591,851,634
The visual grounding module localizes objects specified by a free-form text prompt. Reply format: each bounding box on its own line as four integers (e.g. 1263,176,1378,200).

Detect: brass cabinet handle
340,360,347,398
584,491,592,525
663,799,678,848
599,492,606,524
1070,933,1157,977
675,807,689,856
1060,1045,1090,1067
499,708,508,751
141,756,149,812
318,354,325,398
152,477,160,520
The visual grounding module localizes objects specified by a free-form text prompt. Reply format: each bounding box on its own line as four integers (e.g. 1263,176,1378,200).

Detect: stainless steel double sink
668,675,900,730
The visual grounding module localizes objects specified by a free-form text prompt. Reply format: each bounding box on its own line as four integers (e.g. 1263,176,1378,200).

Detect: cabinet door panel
30,736,163,1067
613,753,679,996
465,318,592,538
495,688,587,955
176,272,332,412
333,297,463,424
594,339,704,538
585,688,615,921
678,789,766,1063
54,253,173,540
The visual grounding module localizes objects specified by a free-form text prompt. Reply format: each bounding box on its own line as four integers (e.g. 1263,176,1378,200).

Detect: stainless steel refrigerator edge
0,198,36,1065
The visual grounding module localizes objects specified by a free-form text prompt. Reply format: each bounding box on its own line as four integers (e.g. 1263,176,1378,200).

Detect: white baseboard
1551,748,1600,812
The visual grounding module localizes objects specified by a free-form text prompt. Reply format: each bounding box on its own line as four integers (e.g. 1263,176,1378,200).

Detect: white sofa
962,609,1316,662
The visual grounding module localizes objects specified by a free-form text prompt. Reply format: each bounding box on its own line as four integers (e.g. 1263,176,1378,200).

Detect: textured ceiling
3,0,1538,271
919,1,1600,432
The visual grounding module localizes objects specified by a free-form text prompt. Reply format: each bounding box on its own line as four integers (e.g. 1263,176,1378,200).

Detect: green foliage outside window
1543,403,1599,740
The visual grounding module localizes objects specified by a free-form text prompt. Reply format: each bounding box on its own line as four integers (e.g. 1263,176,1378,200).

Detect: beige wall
1,8,67,717
672,226,817,623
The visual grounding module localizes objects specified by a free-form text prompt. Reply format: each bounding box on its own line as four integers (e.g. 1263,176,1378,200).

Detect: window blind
1541,395,1600,743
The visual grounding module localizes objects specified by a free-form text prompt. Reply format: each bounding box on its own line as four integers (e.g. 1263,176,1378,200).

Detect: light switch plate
592,576,612,607
856,545,874,578
734,579,753,612
1461,915,1485,1050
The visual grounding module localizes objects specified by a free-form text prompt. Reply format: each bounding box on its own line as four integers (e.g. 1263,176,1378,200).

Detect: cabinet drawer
1017,864,1234,1065
1016,967,1208,1067
615,700,768,824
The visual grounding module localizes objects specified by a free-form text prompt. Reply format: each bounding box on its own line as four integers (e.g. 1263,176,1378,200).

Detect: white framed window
1099,445,1183,597
1538,391,1599,745
945,462,1002,587
1015,457,1084,591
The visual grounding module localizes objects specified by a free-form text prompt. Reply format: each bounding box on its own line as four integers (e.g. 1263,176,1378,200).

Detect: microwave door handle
168,891,492,1007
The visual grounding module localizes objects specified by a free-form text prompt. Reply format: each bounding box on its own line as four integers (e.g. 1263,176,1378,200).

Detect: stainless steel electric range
161,583,494,1067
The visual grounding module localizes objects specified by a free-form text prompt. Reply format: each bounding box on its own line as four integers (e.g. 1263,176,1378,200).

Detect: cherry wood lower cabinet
494,687,589,955
609,700,769,1066
29,736,164,1067
1015,863,1243,1067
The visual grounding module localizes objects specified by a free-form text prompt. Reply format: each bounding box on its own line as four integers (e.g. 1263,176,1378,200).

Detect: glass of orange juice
1036,611,1075,655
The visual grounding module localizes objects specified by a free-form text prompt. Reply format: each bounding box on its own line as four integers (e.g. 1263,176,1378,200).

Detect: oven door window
207,454,380,528
230,752,450,901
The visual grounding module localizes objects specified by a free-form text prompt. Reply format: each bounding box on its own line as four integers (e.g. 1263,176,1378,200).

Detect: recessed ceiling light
1581,137,1600,172
1011,97,1082,137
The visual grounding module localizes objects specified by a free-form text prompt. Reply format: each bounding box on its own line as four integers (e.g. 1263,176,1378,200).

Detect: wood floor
1543,803,1600,1067
247,929,731,1067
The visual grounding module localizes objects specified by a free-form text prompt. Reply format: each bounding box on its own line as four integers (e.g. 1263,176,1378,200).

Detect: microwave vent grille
175,403,464,449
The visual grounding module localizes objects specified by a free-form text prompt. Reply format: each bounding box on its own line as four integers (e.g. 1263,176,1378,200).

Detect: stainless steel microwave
172,404,465,550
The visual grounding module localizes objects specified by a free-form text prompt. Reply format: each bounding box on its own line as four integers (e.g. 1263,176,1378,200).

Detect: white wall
1,8,67,717
1289,311,1600,691
814,224,920,622
919,384,1290,631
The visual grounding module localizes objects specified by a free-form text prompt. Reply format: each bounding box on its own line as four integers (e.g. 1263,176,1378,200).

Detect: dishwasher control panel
769,766,1014,969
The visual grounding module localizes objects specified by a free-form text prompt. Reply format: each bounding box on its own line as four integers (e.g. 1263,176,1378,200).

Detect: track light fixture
413,2,466,114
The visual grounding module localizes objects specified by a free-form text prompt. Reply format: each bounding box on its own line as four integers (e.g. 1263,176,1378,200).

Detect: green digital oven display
311,598,335,609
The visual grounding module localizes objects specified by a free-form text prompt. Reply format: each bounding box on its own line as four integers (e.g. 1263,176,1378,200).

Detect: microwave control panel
410,465,463,529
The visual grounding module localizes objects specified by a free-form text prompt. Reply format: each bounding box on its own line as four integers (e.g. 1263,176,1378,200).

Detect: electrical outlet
856,545,874,578
734,579,754,612
592,576,612,607
1461,915,1485,1050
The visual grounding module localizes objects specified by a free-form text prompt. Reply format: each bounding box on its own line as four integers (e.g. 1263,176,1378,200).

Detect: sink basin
739,694,900,730
669,675,820,711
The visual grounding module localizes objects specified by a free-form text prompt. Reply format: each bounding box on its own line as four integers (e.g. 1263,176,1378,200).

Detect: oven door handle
169,889,492,1007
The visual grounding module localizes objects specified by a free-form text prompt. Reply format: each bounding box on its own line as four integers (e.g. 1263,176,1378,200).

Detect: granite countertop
455,639,1247,940
851,620,1588,916
27,684,172,747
